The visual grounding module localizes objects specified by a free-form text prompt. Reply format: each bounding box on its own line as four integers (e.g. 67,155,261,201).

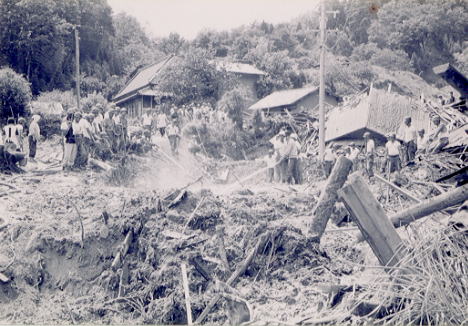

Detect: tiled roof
113,56,175,101
249,87,319,111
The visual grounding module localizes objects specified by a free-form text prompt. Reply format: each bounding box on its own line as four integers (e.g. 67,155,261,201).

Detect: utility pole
74,26,80,110
318,0,326,161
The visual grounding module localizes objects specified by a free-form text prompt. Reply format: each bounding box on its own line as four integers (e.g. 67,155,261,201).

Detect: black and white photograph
0,0,467,324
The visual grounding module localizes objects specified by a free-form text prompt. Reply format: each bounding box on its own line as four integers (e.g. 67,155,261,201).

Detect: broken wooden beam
355,183,468,243
374,174,421,203
339,174,406,267
194,230,272,324
111,229,134,271
216,225,231,273
181,263,193,325
308,156,353,242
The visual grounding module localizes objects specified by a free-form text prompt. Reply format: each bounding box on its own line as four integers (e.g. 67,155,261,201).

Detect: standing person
28,115,41,161
16,117,27,151
102,109,116,152
142,109,153,136
287,133,302,184
348,143,361,171
3,117,21,151
363,132,375,178
264,148,278,183
156,110,168,137
79,113,95,164
92,108,103,135
120,108,129,149
166,120,181,155
72,112,86,169
397,116,417,165
323,144,336,178
416,128,428,155
384,132,401,176
276,130,290,183
61,112,77,170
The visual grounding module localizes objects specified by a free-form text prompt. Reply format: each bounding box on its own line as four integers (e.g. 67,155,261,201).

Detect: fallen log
111,229,134,271
194,230,273,324
356,184,468,243
374,174,421,203
216,225,231,273
308,156,353,242
167,190,187,209
89,157,114,171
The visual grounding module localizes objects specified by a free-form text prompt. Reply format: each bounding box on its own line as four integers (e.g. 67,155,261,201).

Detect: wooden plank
181,263,193,325
338,174,405,267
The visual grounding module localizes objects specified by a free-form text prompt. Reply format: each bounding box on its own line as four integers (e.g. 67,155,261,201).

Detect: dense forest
0,0,467,102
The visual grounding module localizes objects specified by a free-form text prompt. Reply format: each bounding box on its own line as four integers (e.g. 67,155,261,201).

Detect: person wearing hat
384,132,401,175
363,132,375,177
276,129,289,183
16,117,27,151
347,142,361,171
397,116,417,165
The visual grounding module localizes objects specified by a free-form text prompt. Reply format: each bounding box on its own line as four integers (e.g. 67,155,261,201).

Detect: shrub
0,67,32,122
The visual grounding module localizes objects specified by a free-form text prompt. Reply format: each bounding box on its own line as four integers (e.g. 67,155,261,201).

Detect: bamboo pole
181,263,193,325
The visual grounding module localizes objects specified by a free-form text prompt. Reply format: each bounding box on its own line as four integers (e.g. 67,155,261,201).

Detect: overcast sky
108,0,320,39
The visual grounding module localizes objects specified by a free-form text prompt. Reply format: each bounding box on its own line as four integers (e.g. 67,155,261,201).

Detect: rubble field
0,138,466,325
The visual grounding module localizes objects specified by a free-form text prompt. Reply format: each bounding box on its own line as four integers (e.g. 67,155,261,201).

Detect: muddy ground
0,136,458,325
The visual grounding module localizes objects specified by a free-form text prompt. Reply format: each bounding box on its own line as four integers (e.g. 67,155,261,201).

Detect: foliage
158,49,225,105
217,88,254,130
0,67,32,121
36,89,76,110
81,92,108,113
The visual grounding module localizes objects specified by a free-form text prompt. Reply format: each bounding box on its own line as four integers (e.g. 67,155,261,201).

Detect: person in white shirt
348,143,361,171
264,148,278,183
3,117,21,151
166,120,181,155
363,132,375,177
416,128,428,155
323,144,336,178
397,116,417,165
384,132,401,175
429,115,449,153
287,133,302,184
142,109,153,135
156,111,168,137
72,112,86,169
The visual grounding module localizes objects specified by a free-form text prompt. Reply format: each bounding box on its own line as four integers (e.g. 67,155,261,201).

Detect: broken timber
355,183,468,243
181,263,193,325
111,229,134,271
194,230,274,324
339,174,406,267
308,156,353,242
374,174,421,203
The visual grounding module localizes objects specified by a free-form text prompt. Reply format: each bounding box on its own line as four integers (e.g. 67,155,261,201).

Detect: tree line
0,0,466,103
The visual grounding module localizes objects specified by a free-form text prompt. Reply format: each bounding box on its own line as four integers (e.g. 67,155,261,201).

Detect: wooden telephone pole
318,0,326,161
74,26,80,110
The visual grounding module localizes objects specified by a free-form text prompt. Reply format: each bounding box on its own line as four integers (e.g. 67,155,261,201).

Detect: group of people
0,115,41,165
265,126,302,184
324,114,450,179
60,105,131,170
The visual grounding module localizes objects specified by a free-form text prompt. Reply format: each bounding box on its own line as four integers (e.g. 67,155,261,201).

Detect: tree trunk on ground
355,184,468,243
309,156,353,243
